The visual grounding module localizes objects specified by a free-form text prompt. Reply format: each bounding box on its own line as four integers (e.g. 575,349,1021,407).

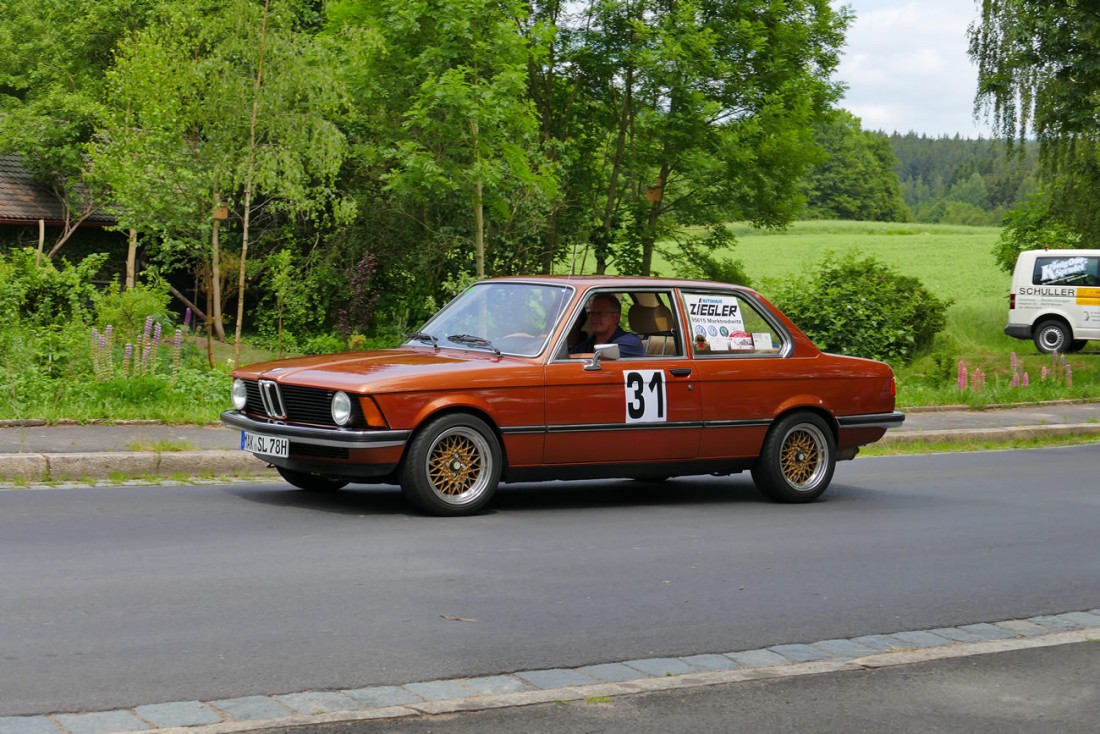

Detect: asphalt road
2,445,1098,717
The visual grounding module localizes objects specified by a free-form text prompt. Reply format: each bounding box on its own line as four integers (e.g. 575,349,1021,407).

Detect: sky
834,0,988,138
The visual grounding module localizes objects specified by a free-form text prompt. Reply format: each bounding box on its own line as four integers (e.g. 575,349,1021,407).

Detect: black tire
1033,320,1070,354
400,414,502,516
1066,339,1088,353
751,412,836,503
276,467,349,492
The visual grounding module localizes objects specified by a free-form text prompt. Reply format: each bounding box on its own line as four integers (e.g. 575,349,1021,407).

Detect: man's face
586,298,620,340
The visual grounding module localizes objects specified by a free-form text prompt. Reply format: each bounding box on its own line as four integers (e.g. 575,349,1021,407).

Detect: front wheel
276,467,349,492
400,414,502,516
1033,320,1070,354
751,413,836,503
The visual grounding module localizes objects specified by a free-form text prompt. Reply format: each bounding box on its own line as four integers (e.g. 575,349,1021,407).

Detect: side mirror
584,343,620,371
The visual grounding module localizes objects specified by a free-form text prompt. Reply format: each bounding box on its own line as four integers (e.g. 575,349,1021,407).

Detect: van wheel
1033,320,1070,354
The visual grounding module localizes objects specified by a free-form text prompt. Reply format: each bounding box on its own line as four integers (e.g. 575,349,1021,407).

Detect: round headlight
231,379,248,410
331,391,352,426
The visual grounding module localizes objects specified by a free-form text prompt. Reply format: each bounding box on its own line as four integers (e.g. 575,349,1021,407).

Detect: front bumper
221,410,411,450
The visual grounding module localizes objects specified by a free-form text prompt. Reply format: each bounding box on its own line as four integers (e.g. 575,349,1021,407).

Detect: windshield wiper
446,334,501,355
407,332,438,348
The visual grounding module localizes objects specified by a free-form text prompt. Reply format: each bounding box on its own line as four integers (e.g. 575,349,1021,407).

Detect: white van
1005,249,1100,353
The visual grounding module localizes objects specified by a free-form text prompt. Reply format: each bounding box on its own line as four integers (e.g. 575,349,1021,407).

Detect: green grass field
655,221,1098,407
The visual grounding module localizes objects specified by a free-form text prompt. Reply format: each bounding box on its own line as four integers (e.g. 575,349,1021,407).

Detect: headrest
628,303,674,333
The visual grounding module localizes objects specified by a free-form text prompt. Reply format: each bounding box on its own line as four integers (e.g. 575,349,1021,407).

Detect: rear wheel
276,467,349,492
751,413,836,503
1066,339,1088,353
400,414,502,516
1033,320,1070,354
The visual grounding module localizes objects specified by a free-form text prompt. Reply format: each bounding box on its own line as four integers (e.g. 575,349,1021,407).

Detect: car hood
232,348,537,394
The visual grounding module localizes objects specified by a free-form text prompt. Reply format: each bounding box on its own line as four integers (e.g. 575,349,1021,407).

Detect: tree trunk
471,118,485,277
641,162,671,277
210,216,226,341
126,229,137,290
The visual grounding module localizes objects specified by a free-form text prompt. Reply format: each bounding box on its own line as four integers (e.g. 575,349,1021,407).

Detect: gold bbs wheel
401,414,502,516
780,424,827,489
427,427,490,498
752,412,836,503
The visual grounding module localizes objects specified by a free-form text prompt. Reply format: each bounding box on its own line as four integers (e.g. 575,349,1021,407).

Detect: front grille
241,380,366,427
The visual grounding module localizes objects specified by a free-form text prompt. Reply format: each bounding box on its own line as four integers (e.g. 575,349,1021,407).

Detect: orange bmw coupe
222,276,903,515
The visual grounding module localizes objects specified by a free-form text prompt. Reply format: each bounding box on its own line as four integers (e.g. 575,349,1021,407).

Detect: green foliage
94,280,174,337
803,111,910,222
971,0,1100,244
991,194,1083,272
769,250,951,365
663,226,752,286
0,248,108,327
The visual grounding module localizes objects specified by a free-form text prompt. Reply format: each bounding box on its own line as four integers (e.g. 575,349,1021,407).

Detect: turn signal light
358,396,389,428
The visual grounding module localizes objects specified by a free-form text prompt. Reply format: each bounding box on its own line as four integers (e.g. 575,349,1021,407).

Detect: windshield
406,282,573,357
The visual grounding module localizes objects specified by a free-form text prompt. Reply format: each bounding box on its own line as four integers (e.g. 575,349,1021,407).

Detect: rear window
1032,256,1100,286
680,291,786,356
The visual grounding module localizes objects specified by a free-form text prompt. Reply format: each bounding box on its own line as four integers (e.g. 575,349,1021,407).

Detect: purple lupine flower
1066,365,1072,387
957,361,967,392
1022,371,1029,387
143,315,154,339
123,343,133,377
1010,352,1017,373
183,308,192,329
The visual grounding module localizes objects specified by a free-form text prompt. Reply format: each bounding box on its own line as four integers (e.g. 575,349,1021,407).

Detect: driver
568,293,644,358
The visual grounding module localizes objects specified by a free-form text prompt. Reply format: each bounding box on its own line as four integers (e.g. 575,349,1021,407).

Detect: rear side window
680,291,787,356
1032,256,1100,286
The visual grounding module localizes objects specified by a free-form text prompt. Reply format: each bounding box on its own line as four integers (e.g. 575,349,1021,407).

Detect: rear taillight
1009,293,1016,310
890,377,897,397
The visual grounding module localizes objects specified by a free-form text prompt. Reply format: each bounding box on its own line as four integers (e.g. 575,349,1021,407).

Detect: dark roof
0,153,114,226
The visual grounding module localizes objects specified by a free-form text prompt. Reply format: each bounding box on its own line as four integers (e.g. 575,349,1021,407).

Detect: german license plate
241,431,289,458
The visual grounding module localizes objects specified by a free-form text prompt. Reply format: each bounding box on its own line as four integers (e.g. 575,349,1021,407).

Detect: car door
543,290,701,464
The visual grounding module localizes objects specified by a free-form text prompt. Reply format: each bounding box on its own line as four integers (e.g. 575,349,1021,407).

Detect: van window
1032,255,1100,287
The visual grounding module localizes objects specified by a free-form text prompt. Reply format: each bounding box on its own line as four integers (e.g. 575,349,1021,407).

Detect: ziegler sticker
683,293,747,351
624,369,667,423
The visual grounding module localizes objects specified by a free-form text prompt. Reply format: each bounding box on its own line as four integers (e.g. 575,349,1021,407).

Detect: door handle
668,368,692,377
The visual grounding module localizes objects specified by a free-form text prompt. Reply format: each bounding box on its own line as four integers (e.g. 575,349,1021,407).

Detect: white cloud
834,1,990,138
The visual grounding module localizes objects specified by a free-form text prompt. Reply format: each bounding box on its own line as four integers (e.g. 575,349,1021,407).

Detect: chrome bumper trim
221,411,410,450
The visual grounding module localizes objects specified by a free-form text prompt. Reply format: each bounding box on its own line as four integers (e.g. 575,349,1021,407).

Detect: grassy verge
862,434,1100,456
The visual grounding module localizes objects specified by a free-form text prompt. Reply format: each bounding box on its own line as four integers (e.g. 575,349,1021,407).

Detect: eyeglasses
586,310,619,318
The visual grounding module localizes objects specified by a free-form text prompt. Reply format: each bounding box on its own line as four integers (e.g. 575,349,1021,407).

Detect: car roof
484,274,758,293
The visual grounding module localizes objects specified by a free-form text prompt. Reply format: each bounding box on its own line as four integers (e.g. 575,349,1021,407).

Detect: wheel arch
771,402,840,443
398,404,510,474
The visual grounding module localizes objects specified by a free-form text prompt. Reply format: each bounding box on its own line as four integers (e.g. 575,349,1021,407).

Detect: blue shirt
569,326,645,358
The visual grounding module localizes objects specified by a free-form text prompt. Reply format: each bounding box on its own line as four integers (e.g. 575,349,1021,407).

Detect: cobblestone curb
876,422,1100,447
2,610,1098,734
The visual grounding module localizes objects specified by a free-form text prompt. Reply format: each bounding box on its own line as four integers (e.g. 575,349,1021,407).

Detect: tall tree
970,0,1100,242
803,111,910,222
91,0,348,357
0,0,157,256
329,0,552,279
531,0,849,275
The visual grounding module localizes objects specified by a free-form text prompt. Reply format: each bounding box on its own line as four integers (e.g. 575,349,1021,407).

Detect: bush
769,251,951,365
